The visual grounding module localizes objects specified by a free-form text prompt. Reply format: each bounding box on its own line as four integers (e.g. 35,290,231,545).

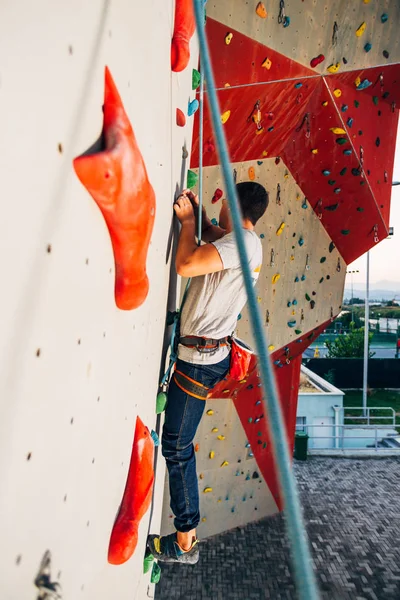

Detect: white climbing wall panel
0,1,198,598
208,0,400,75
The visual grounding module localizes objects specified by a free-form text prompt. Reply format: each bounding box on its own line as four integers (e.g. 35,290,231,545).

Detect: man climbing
148,181,268,564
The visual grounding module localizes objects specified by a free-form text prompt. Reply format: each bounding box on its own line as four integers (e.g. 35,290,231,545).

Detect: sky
345,120,400,289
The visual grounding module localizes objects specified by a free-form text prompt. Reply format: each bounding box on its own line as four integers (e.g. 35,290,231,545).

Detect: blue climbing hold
301,274,306,281
381,13,388,23
347,117,353,128
302,200,308,209
343,149,352,156
288,320,296,328
293,299,298,305
294,276,299,282
283,16,290,27
274,359,281,365
298,237,304,246
356,79,372,91
188,98,199,116
211,217,218,226
257,161,263,165
294,82,302,89
260,233,265,239
364,42,372,53
268,126,274,132
341,104,348,112
151,431,160,447
287,301,292,307
322,170,330,176
237,313,242,320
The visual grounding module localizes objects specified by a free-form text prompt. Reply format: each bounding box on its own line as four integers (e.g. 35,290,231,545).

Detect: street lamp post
346,269,359,325
362,253,370,417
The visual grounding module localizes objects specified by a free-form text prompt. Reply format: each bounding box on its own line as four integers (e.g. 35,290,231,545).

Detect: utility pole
362,252,370,417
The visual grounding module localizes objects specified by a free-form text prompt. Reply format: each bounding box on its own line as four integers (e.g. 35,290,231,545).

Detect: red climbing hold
176,108,186,127
212,188,223,204
171,0,196,72
108,416,155,565
205,138,215,153
73,67,156,311
310,54,325,68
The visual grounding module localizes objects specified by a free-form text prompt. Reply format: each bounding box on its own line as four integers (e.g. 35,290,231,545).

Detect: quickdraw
276,183,281,205
332,21,338,46
315,198,323,220
295,112,310,138
270,249,275,267
305,254,310,271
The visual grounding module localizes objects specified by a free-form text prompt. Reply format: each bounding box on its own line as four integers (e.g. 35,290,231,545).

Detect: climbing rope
192,1,320,598
160,60,205,392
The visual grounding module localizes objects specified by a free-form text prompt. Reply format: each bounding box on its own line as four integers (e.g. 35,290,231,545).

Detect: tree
348,297,365,305
325,326,375,358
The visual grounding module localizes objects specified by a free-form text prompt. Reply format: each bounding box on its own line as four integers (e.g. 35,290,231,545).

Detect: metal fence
298,423,400,452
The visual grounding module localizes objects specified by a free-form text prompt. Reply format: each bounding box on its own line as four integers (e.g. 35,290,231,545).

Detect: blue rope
192,2,319,598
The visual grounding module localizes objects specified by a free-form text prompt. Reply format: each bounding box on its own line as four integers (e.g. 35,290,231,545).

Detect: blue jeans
162,355,230,533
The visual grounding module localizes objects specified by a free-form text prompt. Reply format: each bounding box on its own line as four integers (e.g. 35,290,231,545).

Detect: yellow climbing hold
330,127,346,134
257,296,262,303
212,427,219,433
217,498,222,503
284,171,289,179
199,473,204,479
224,83,231,88
248,166,255,181
256,2,267,18
311,148,318,154
239,379,247,384
262,150,268,157
356,22,366,37
217,435,226,441
221,461,229,467
222,389,230,394
255,128,264,136
290,255,295,261
322,100,328,107
209,451,215,459
221,110,231,124
276,222,285,235
272,274,281,284
261,57,272,70
333,89,342,98
203,487,213,493
327,63,340,74
268,344,275,351
225,32,233,45
207,409,214,416
202,517,207,522
354,76,361,88
296,194,301,200
363,0,371,3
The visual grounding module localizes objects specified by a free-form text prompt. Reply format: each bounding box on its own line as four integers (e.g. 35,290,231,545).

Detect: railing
297,423,400,452
342,406,396,426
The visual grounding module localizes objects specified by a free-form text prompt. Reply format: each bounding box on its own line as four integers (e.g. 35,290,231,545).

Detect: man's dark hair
236,181,269,225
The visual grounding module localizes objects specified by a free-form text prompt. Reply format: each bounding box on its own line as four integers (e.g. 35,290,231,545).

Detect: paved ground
155,457,400,600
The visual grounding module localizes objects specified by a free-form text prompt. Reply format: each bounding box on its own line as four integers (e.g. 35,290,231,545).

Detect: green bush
326,327,375,358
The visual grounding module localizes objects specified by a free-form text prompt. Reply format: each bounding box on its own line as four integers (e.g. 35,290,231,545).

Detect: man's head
219,181,269,229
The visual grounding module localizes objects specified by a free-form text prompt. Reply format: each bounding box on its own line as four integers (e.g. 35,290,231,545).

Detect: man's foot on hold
147,533,199,564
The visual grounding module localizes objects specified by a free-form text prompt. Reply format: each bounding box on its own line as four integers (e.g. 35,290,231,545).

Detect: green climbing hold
357,207,364,212
341,230,350,235
354,100,360,108
329,241,335,253
156,391,168,414
336,138,347,145
319,277,324,283
295,329,302,335
151,561,162,584
144,551,154,574
187,170,198,189
192,69,201,90
340,168,347,176
320,257,326,263
373,96,379,106
328,180,336,186
305,293,311,301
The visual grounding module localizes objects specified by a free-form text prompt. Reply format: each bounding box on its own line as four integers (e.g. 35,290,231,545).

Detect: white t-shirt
178,230,263,365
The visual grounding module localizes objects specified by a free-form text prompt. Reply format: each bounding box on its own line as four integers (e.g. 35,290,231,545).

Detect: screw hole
58,143,63,154
27,452,32,461
16,555,22,566
36,349,41,357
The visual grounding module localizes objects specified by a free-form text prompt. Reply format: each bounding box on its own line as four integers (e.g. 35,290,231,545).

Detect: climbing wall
0,1,198,598
163,0,399,538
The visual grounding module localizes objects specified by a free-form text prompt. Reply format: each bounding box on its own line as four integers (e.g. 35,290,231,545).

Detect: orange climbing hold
248,167,256,180
107,416,154,565
261,57,272,70
73,67,155,311
176,108,186,127
171,0,195,72
256,2,267,18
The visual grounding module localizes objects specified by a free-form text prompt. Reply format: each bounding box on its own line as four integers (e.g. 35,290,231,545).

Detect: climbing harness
193,2,320,596
173,369,211,400
179,335,230,353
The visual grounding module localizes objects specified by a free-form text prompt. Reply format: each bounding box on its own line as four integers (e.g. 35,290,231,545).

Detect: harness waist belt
173,369,210,400
179,335,230,349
